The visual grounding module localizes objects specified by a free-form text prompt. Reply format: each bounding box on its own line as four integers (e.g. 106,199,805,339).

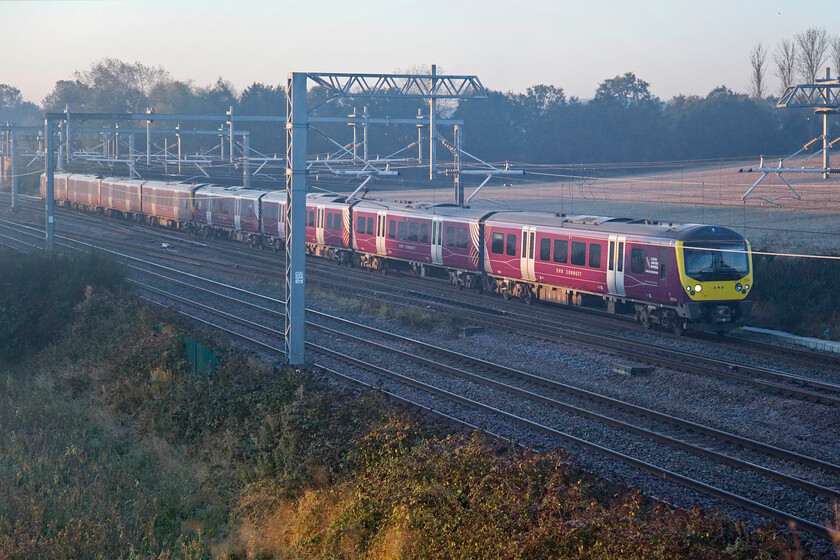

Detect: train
41,172,754,334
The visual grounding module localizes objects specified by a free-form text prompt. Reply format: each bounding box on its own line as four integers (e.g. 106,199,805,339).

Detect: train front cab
672,234,753,331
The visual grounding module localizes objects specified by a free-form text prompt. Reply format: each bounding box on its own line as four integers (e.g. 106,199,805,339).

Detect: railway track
2,195,840,541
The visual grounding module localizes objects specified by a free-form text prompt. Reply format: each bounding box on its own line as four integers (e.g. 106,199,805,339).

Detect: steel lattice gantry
740,69,840,203
284,70,488,365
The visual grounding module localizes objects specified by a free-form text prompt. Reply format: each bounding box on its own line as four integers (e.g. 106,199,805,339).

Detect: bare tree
774,39,797,93
749,43,768,100
831,35,840,79
795,27,829,83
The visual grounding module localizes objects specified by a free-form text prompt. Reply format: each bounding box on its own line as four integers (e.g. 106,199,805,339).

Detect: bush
0,252,125,362
751,252,840,339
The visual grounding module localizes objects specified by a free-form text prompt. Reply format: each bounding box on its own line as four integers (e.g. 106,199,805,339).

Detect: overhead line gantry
740,68,840,203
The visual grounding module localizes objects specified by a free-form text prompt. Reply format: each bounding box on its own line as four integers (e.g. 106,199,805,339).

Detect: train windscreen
683,242,749,281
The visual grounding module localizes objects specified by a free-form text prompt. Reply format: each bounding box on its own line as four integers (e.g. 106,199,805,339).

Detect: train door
316,206,325,245
205,194,213,225
520,226,536,281
431,217,443,264
376,212,387,255
234,198,242,230
607,234,626,296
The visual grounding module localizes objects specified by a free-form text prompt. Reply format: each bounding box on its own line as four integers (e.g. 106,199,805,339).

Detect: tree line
2,33,838,167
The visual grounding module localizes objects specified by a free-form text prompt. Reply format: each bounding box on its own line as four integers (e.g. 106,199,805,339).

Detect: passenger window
456,227,468,249
325,213,333,230
506,234,516,256
631,248,644,274
491,232,504,254
367,217,374,235
420,223,429,243
388,220,396,239
356,216,365,234
308,210,315,227
446,226,455,247
553,239,568,263
589,243,601,269
571,242,586,266
398,221,407,240
539,238,551,261
409,222,419,241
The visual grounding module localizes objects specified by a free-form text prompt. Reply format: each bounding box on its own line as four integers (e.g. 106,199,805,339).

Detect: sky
2,0,839,105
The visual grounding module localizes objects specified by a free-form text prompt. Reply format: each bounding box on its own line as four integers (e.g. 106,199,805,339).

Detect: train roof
141,180,200,193
100,176,146,186
485,211,746,242
352,199,493,221
195,185,268,200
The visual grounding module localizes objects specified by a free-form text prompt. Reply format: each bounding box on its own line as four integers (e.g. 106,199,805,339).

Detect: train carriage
67,174,101,209
39,172,70,202
192,185,266,244
140,180,198,227
100,176,143,217
305,194,352,261
351,200,435,272
259,190,287,250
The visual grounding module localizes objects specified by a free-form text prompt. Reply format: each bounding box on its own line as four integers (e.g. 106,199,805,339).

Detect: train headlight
694,284,702,293
686,285,692,292
744,284,750,291
735,283,742,291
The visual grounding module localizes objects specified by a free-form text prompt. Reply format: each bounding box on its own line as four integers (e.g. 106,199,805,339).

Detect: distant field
372,156,840,256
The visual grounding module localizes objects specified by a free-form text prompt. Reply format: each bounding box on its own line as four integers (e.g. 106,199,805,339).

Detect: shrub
751,251,840,339
0,252,125,362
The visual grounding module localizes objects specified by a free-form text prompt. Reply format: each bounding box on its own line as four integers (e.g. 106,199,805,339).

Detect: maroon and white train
43,173,754,333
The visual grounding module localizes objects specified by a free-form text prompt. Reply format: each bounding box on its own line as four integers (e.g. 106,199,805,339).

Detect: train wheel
672,323,685,336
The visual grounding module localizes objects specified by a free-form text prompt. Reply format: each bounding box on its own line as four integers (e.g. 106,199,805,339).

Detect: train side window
506,234,517,256
398,221,407,240
617,242,624,272
660,247,667,278
419,223,429,243
491,232,504,254
325,213,333,230
367,217,374,235
356,216,365,234
553,239,568,263
589,243,602,269
539,238,551,261
445,226,455,247
388,220,396,239
522,234,527,257
608,241,614,271
631,248,644,274
408,222,419,241
456,227,468,249
571,242,586,266
308,210,315,227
